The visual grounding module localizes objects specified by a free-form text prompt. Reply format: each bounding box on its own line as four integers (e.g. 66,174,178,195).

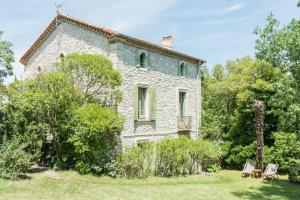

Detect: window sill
135,119,153,122
178,75,187,78
138,67,149,71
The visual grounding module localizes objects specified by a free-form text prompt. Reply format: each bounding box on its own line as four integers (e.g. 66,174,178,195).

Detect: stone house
20,14,205,149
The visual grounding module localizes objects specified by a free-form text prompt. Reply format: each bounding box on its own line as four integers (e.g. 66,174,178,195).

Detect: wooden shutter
134,85,139,120
135,50,140,67
177,61,181,76
149,87,157,121
185,63,189,78
147,54,151,69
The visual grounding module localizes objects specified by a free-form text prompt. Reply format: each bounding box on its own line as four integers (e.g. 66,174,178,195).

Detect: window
134,86,156,121
180,63,186,76
138,87,147,118
179,92,186,117
140,52,146,68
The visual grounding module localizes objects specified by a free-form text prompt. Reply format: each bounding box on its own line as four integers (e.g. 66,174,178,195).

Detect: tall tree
253,100,265,170
0,31,14,84
254,15,300,136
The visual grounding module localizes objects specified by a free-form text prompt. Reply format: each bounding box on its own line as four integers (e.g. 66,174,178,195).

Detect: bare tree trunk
253,100,264,170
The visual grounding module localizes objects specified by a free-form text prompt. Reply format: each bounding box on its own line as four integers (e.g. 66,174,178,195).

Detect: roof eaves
20,13,205,65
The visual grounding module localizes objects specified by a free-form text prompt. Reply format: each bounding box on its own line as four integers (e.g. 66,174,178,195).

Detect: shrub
265,132,300,172
117,142,155,178
225,142,256,169
288,166,300,183
70,104,123,175
0,137,32,179
156,137,193,176
190,140,223,172
116,137,223,178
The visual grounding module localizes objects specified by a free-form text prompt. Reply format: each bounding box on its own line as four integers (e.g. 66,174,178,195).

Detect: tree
5,72,82,166
2,54,123,173
0,31,14,84
298,0,300,7
254,15,300,136
70,104,123,174
253,100,265,170
58,53,122,107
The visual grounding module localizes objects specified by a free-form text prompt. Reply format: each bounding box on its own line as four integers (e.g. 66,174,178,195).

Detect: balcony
177,116,192,131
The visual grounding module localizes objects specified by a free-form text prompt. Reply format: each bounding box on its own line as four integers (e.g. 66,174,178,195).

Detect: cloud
222,3,244,14
64,0,180,33
194,15,253,26
179,2,245,17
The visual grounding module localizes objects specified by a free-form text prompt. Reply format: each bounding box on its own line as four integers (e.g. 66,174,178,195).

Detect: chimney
161,35,173,49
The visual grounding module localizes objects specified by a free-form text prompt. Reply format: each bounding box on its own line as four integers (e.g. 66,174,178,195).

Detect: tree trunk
253,100,264,170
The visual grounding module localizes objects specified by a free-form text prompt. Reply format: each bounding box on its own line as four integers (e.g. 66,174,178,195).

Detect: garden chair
241,161,255,178
263,163,279,181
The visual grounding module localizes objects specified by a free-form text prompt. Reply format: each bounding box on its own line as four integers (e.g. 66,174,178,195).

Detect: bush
70,104,123,175
117,142,155,178
265,132,300,172
288,166,300,183
190,139,223,172
225,142,256,169
0,137,32,179
116,137,223,178
156,137,193,176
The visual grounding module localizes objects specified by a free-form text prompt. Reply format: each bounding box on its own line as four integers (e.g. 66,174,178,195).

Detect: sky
1,0,299,83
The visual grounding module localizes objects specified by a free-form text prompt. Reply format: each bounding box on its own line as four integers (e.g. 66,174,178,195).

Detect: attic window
140,52,146,68
180,63,186,76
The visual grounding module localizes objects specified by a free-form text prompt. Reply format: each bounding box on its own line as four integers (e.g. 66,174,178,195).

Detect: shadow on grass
0,166,50,181
232,179,300,200
27,166,49,174
0,173,32,181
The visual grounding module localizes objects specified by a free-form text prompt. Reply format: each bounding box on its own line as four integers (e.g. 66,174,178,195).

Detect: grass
0,170,299,200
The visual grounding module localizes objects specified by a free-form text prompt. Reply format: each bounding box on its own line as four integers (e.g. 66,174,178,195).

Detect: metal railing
177,116,192,131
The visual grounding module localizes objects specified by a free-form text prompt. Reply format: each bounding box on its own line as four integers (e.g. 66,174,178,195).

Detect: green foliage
3,72,82,167
202,57,281,144
58,53,122,105
226,143,256,169
189,139,223,172
264,132,300,172
70,104,123,175
255,15,300,135
0,137,32,179
0,31,14,83
202,14,300,170
156,137,193,176
226,131,300,170
117,137,223,178
0,54,123,175
117,142,155,178
288,166,300,183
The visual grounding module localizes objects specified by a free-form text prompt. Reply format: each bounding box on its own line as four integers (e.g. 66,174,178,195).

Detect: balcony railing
177,116,192,131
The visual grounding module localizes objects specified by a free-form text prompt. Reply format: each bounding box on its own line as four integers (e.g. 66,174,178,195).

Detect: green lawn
0,169,299,200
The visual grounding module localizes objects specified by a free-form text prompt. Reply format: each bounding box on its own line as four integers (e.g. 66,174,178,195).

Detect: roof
20,13,205,65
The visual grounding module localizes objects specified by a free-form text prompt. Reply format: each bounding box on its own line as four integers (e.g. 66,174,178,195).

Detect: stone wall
24,21,201,149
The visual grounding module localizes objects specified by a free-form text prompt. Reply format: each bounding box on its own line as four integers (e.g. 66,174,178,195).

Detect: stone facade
22,16,202,149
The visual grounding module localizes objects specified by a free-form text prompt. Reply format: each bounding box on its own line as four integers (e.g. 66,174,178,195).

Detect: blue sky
1,0,299,83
